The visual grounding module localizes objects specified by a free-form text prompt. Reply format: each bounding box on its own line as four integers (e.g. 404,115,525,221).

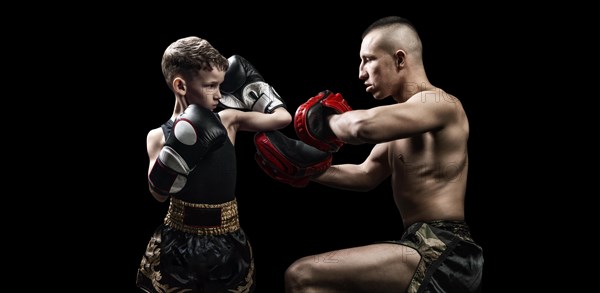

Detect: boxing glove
295,90,352,152
254,130,332,187
219,55,286,113
149,104,227,195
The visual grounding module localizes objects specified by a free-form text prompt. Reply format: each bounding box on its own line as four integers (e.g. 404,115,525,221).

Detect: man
254,16,483,292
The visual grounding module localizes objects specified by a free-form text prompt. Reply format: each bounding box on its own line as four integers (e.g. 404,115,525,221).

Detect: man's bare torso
389,94,469,227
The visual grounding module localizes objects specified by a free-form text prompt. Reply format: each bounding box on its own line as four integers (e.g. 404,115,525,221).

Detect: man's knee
285,257,316,290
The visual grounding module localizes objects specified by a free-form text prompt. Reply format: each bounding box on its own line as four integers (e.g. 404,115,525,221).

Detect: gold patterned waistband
164,197,240,235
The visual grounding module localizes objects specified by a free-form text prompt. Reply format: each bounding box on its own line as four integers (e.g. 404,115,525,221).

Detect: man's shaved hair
362,16,423,60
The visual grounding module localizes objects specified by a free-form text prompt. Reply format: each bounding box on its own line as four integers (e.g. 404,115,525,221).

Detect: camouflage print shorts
382,221,484,293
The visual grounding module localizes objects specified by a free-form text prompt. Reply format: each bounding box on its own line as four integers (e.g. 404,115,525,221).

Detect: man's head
162,36,229,110
362,16,422,61
359,17,424,100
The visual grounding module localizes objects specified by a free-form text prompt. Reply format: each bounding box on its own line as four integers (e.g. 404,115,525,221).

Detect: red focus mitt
254,130,332,187
294,90,352,152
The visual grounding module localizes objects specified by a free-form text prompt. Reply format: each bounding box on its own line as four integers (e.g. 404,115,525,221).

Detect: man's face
359,31,398,100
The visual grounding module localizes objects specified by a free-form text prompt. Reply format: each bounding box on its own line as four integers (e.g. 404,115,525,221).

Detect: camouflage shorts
383,221,484,293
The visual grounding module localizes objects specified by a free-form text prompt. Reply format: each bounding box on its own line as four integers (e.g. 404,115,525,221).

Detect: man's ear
395,50,406,67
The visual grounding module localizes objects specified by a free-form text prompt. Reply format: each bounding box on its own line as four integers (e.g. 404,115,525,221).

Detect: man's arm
312,143,391,191
330,91,458,144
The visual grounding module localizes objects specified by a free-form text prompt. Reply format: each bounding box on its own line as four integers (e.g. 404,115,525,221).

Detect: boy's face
184,67,226,110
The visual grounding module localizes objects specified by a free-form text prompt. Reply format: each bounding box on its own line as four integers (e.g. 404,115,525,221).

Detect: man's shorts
383,220,484,293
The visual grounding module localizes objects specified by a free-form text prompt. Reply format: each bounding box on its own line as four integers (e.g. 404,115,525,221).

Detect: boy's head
162,36,229,91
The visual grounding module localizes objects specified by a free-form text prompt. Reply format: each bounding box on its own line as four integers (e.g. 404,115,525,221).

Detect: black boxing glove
149,104,227,195
219,55,286,113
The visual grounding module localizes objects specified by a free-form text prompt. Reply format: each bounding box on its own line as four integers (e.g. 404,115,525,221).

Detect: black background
37,4,597,292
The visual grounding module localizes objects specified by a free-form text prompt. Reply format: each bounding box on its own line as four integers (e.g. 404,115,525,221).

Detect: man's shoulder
407,88,459,104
